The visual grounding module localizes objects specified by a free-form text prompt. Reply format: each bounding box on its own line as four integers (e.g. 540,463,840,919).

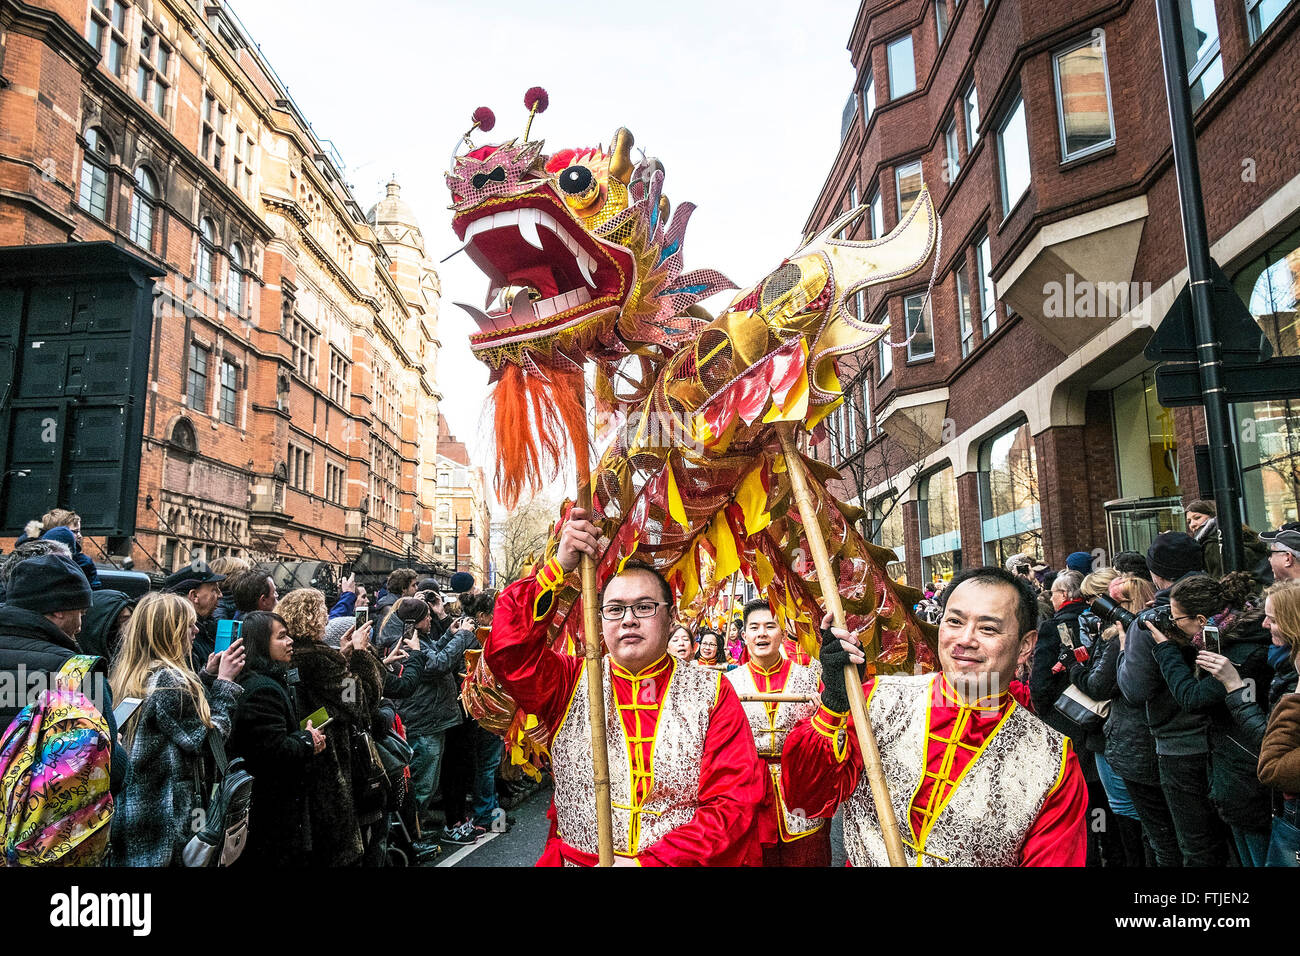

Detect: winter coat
1222,650,1298,752
1030,601,1105,757
396,624,477,738
328,591,358,620
213,594,238,622
290,639,385,867
1268,644,1298,711
1117,577,1212,756
190,615,217,673
0,604,128,795
373,614,429,700
227,669,315,867
1196,518,1271,580
1258,694,1300,793
1069,628,1159,784
78,589,133,663
1151,608,1273,828
110,667,242,866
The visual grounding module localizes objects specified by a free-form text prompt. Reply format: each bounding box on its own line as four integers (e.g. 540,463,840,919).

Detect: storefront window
872,495,907,580
918,466,961,588
1111,369,1181,500
978,421,1042,566
1233,228,1300,528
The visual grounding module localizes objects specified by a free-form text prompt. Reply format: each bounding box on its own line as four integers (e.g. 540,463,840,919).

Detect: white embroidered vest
727,659,824,839
842,673,1068,867
550,657,717,858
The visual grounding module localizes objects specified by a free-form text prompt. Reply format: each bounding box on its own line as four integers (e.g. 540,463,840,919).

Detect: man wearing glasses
484,507,765,866
1261,522,1300,583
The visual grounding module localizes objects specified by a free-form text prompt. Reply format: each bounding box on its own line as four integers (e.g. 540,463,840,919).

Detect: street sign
1145,260,1274,364
1154,355,1300,407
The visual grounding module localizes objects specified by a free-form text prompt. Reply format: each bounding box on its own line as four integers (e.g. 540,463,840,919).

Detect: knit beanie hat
1065,552,1093,575
6,554,93,614
1146,531,1204,581
41,526,79,552
449,571,475,594
323,617,354,649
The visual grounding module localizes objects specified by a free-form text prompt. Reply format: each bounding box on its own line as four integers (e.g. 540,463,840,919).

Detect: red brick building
0,0,445,583
807,0,1300,588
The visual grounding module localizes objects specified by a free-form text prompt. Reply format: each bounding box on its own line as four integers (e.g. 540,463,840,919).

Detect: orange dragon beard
491,363,590,509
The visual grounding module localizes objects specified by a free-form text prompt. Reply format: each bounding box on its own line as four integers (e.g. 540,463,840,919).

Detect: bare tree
494,494,561,585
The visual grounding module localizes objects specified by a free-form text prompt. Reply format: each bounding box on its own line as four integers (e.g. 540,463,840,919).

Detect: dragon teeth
517,208,544,250
577,251,597,288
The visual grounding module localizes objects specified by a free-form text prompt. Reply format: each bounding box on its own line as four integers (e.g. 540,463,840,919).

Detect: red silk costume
729,657,832,867
486,570,766,866
782,674,1087,866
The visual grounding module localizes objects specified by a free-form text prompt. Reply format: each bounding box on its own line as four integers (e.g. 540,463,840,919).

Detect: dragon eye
558,165,594,195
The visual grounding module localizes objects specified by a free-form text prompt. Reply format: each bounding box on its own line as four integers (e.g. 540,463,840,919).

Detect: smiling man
782,566,1087,866
485,507,765,866
726,599,829,866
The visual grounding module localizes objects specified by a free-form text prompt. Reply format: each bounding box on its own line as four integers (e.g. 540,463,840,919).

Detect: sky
231,0,862,512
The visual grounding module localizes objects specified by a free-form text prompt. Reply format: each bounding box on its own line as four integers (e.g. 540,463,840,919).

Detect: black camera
1147,604,1180,638
1088,594,1135,630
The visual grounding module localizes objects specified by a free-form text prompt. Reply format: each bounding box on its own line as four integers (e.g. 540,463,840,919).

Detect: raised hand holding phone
217,637,245,681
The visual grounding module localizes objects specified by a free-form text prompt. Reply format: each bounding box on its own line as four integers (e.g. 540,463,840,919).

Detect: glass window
877,307,893,379
956,265,975,357
905,293,934,361
187,343,208,413
129,167,157,249
944,119,961,182
1180,0,1223,109
329,349,350,406
78,133,111,221
963,82,980,150
841,89,859,141
976,235,998,337
918,467,962,588
935,0,949,43
997,94,1031,215
872,495,906,579
199,218,216,290
978,421,1042,566
1111,369,1182,500
862,71,876,125
861,374,875,440
228,244,245,314
868,188,884,239
1232,226,1300,528
896,161,923,220
1247,0,1292,41
1054,35,1116,160
219,359,238,425
887,35,917,99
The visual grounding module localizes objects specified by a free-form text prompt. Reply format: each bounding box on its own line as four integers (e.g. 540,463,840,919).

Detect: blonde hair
109,592,211,742
276,588,327,643
1264,581,1300,665
208,556,251,579
41,508,80,532
1081,568,1120,600
1117,575,1156,615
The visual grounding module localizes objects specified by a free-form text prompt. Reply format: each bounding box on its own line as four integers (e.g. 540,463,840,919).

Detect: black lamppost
454,518,475,575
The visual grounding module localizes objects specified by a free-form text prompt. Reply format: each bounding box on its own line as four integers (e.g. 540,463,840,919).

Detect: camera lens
1088,595,1135,630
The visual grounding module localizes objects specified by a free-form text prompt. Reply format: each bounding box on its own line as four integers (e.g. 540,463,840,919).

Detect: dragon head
446,125,733,377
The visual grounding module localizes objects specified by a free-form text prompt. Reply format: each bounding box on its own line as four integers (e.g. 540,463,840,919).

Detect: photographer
1148,573,1273,865
1117,531,1227,866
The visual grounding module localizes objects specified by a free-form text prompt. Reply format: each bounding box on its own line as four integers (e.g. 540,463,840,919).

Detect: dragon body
447,121,939,673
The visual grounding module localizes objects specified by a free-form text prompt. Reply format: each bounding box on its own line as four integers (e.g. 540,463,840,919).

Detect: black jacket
190,614,217,673
1117,578,1212,756
374,614,429,700
1030,601,1105,757
77,589,133,663
1069,629,1159,785
0,604,128,795
1152,608,1273,829
228,669,316,867
396,624,477,737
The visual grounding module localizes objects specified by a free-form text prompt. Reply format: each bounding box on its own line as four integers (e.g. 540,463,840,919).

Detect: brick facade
809,0,1300,586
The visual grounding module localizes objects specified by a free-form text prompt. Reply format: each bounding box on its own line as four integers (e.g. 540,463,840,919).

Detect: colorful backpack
0,655,114,866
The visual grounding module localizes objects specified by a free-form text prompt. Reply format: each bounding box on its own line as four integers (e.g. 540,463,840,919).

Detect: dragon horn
610,128,635,184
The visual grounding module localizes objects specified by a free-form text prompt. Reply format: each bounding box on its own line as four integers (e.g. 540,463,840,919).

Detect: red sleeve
1018,739,1088,866
638,676,767,867
780,677,877,820
484,573,582,736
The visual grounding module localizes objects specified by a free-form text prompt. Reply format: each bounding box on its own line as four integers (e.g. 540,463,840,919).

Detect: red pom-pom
472,107,495,132
524,87,549,114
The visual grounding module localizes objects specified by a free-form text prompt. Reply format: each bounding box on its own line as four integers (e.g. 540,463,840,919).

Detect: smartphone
1202,625,1221,655
355,607,369,629
214,618,241,654
300,705,329,731
112,697,143,727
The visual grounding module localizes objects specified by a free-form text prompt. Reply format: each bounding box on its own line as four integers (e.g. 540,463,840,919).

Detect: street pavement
427,777,849,867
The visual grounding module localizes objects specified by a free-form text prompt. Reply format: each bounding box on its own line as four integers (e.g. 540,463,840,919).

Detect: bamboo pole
776,424,908,867
738,693,818,703
575,386,615,867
